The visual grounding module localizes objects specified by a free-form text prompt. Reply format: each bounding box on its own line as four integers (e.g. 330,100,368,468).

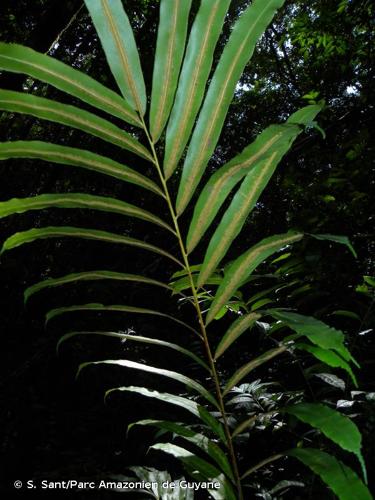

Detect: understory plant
0,1,372,498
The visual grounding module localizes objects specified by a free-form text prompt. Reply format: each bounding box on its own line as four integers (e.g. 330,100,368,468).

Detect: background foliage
0,0,374,497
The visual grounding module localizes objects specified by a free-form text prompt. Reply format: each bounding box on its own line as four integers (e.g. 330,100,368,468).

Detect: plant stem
141,120,243,499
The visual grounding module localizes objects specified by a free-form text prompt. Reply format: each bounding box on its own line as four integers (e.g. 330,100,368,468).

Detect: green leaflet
176,0,286,214
129,420,234,481
199,152,279,284
296,343,357,387
0,43,140,125
186,104,322,254
0,193,174,233
150,0,192,142
206,232,303,324
163,0,231,178
223,346,287,396
197,113,323,285
24,271,171,304
214,313,261,360
0,90,152,161
46,303,197,336
84,0,146,115
0,226,182,266
310,233,357,258
79,358,218,408
286,403,367,482
150,443,236,500
287,448,372,500
268,310,358,366
57,332,209,371
109,386,226,444
0,141,163,196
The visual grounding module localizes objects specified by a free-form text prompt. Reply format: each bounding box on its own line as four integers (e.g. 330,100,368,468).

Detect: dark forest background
0,0,374,498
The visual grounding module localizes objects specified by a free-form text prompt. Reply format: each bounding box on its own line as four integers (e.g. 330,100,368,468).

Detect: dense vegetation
0,0,374,498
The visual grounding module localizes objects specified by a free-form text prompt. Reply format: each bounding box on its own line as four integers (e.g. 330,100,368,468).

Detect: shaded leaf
0,193,173,233
46,303,197,336
163,0,231,178
287,448,372,500
0,141,163,196
1,226,182,266
206,232,303,324
286,403,366,482
150,0,192,142
0,90,152,160
176,0,287,214
84,0,146,114
214,313,261,360
0,42,140,125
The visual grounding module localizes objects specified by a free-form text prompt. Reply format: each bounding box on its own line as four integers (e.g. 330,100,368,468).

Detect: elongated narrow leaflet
0,43,140,125
163,0,231,178
214,313,261,360
199,152,280,285
46,304,197,336
78,358,217,407
84,0,146,115
150,0,192,142
223,345,287,395
176,0,286,214
0,193,174,233
57,332,209,371
25,271,171,304
130,419,234,481
0,90,152,160
106,387,226,443
0,141,163,196
0,226,182,266
206,232,303,324
187,105,322,253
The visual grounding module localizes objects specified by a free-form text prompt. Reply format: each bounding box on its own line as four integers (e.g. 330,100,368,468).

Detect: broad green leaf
110,386,226,444
57,331,209,371
0,141,163,196
84,0,146,114
0,193,173,233
296,343,357,386
310,233,357,258
0,43,140,125
214,313,261,360
0,90,152,161
186,105,322,253
80,358,218,408
0,226,182,266
130,420,234,481
46,303,197,336
163,0,231,178
223,345,287,395
287,448,372,500
268,310,357,366
25,270,171,304
286,403,366,482
176,0,286,214
206,232,303,324
150,0,192,142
